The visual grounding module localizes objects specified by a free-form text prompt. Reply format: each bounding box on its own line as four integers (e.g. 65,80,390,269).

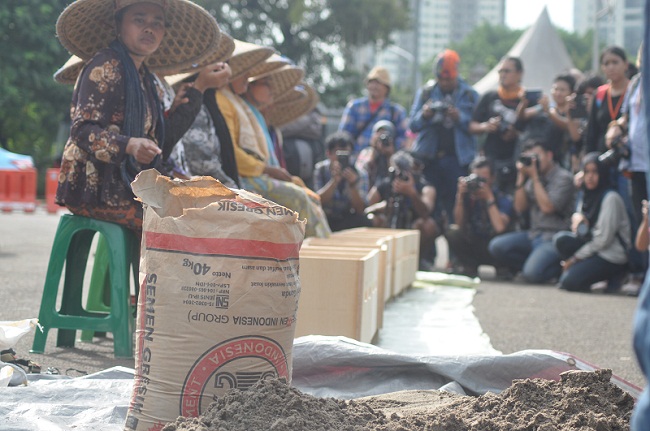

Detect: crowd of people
333,44,648,296
51,0,648,295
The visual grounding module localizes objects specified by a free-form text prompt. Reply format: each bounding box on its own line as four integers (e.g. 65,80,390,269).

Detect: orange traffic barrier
0,168,37,212
45,168,61,214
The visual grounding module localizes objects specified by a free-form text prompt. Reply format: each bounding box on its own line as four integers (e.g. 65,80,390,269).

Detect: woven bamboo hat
275,85,308,105
267,83,319,127
246,53,292,81
250,65,304,101
53,55,85,85
56,0,221,73
228,40,275,80
164,32,236,86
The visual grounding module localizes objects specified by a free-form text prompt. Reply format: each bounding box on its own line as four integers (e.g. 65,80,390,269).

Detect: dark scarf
204,88,240,187
581,152,612,226
110,39,165,189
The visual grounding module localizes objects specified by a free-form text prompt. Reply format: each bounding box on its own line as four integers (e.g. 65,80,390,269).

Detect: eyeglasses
498,69,514,74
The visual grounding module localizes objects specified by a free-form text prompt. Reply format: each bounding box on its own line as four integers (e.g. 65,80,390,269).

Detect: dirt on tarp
162,369,634,431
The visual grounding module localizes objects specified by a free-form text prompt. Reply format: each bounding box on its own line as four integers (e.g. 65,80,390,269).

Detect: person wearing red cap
409,49,479,265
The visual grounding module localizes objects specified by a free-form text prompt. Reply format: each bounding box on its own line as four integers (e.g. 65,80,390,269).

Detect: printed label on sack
180,335,289,416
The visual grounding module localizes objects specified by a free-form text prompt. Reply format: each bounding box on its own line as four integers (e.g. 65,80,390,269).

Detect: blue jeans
488,231,563,283
422,154,467,225
554,231,627,292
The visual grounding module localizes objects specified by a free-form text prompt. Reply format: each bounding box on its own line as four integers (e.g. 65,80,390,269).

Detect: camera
598,136,630,167
335,150,350,169
463,173,486,192
379,133,392,147
518,154,539,169
389,166,409,182
576,221,591,240
427,100,452,124
492,100,518,133
569,94,588,119
524,89,542,106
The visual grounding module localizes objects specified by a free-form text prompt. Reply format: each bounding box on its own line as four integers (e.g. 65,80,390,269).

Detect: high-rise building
574,0,643,60
352,0,505,92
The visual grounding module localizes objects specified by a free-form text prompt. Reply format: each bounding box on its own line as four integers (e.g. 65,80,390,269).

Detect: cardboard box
304,236,393,303
296,248,379,343
336,228,420,294
300,244,387,330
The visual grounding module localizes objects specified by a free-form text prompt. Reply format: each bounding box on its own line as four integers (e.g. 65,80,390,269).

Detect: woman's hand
126,138,161,164
193,62,232,93
263,166,293,182
169,83,191,114
571,212,588,233
561,256,579,272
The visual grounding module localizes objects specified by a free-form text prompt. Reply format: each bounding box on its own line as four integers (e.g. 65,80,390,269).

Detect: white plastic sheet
0,318,39,351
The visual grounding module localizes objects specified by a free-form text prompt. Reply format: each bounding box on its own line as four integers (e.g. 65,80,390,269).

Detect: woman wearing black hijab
553,152,631,292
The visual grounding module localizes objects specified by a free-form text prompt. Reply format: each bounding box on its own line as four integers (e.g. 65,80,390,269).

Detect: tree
0,0,72,169
557,29,593,74
423,23,595,87
445,23,523,85
199,0,410,107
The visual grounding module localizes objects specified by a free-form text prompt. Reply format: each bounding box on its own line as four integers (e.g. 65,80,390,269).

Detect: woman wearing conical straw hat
54,0,219,233
163,33,247,186
220,57,331,238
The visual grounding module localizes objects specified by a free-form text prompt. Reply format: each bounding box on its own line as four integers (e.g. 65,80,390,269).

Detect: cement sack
124,170,305,431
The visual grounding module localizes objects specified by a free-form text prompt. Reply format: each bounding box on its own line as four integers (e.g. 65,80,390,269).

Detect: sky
506,0,574,32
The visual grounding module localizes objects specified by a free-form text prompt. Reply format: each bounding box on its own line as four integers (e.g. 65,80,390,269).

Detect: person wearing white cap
54,0,220,232
338,66,408,153
354,119,398,190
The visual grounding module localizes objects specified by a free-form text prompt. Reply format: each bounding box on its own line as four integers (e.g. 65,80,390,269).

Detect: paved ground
0,209,646,389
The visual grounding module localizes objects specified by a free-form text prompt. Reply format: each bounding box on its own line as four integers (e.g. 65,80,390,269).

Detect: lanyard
607,86,625,120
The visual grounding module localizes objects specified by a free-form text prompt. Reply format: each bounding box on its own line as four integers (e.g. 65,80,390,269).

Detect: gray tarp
0,336,641,431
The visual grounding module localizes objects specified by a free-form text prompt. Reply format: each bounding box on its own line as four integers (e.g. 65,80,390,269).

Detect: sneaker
621,278,642,296
590,281,608,293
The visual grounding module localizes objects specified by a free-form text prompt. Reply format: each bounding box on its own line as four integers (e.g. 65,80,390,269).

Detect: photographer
553,152,630,292
488,140,575,283
367,151,439,269
409,49,478,224
314,131,371,231
469,57,543,194
445,156,513,277
603,46,647,295
354,120,397,189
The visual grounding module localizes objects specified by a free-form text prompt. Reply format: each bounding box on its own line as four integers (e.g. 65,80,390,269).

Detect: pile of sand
162,369,634,431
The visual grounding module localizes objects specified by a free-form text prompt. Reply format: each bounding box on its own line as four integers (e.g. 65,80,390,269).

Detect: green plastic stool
79,234,138,342
31,214,136,358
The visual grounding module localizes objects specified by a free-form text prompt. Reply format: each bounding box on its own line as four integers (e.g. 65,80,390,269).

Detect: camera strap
354,101,397,142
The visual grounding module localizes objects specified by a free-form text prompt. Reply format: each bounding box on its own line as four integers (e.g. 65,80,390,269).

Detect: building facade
574,0,643,59
352,0,505,92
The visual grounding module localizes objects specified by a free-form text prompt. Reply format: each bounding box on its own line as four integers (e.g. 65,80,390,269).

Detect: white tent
473,7,575,96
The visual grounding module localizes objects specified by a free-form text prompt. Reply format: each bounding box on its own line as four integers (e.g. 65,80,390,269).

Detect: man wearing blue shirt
339,66,408,153
409,50,478,224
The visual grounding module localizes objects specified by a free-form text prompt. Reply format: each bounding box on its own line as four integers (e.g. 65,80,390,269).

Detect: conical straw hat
250,65,304,101
56,0,221,73
164,32,236,87
267,83,319,127
246,53,292,81
274,86,308,105
228,40,275,80
53,55,85,85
